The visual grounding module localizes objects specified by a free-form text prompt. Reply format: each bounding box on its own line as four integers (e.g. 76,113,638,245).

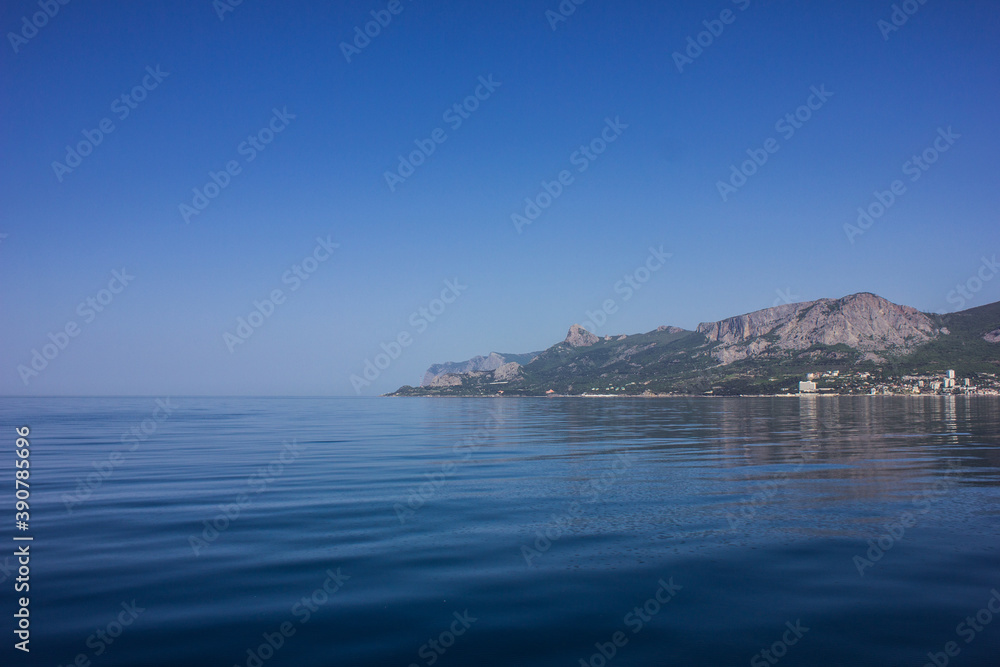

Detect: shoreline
385,393,1000,399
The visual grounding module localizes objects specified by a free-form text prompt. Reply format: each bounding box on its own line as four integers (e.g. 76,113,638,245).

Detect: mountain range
389,293,1000,396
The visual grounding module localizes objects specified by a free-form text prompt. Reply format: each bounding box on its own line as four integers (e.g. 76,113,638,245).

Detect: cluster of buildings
798,370,1000,396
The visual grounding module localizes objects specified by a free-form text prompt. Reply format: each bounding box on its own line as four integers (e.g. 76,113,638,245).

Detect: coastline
384,393,1000,399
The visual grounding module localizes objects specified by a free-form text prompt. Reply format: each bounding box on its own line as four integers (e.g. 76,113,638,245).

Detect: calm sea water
1,397,999,666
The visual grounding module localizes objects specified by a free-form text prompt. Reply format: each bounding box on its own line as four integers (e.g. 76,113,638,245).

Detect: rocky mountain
392,294,1000,397
420,351,540,387
493,362,523,382
696,293,941,364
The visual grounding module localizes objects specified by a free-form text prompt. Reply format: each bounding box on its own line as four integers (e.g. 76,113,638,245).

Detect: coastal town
792,369,1000,397
569,369,1000,398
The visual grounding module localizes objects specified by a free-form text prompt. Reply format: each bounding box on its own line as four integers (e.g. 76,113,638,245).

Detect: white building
799,381,818,393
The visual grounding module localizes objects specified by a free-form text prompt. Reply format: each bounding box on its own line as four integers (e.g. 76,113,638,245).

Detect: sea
1,396,998,666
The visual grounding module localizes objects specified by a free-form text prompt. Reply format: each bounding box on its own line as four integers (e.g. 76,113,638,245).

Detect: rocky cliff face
421,352,507,387
565,324,599,347
493,362,522,381
697,293,941,364
427,373,464,388
985,328,1000,344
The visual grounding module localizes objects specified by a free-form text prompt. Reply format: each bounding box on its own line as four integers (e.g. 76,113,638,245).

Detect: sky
1,0,999,396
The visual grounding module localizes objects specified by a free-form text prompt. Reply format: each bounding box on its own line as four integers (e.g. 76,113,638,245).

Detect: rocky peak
493,362,522,381
565,324,599,347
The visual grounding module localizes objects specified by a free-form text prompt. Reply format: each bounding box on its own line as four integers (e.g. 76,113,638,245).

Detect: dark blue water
1,397,999,666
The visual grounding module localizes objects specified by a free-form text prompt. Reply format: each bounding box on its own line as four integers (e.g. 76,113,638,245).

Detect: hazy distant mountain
393,294,1000,397
421,351,541,387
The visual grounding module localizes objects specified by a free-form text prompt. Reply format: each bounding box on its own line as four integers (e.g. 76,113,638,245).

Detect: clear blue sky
2,0,999,396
